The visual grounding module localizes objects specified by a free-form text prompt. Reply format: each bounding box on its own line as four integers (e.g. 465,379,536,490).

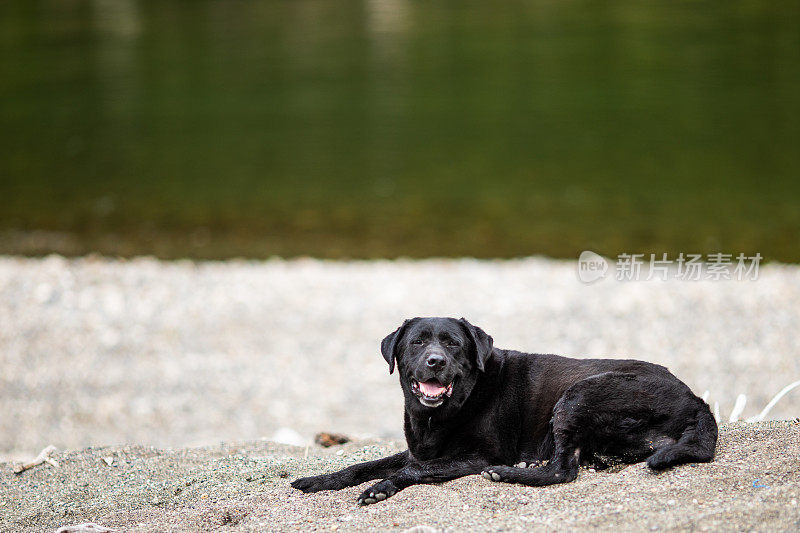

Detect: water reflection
0,0,798,259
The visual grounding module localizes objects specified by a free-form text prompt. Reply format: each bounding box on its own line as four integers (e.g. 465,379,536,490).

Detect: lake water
1,1,798,260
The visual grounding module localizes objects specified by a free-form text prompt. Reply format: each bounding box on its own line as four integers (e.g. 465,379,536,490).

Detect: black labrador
292,317,717,504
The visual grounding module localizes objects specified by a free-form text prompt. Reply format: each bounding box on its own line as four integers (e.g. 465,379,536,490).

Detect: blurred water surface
1,0,798,259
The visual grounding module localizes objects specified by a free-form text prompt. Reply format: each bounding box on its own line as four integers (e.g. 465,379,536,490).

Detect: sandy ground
1,255,799,458
1,256,799,531
2,422,799,532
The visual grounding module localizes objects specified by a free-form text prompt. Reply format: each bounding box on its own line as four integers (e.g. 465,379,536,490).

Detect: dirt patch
2,422,799,532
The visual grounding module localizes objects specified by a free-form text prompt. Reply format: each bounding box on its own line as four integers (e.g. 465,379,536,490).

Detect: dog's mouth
411,379,454,407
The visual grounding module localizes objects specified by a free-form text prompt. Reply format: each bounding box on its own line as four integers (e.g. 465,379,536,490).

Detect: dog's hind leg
482,448,580,486
646,401,717,470
482,372,718,486
483,372,656,486
482,393,586,486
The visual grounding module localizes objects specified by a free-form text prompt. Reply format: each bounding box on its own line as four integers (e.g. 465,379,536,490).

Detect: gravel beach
1,255,799,531
1,255,798,457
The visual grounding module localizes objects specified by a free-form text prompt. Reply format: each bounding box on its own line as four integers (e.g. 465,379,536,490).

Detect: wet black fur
291,317,717,504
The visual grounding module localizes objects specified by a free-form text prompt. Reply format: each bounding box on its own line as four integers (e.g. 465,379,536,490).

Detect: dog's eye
447,341,460,348
411,339,424,345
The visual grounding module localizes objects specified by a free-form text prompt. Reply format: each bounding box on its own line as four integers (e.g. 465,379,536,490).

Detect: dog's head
381,317,493,413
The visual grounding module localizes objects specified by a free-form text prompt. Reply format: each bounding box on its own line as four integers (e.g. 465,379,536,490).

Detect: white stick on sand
747,380,800,423
14,445,59,474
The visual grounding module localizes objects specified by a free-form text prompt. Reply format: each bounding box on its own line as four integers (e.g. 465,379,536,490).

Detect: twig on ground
747,380,800,422
13,445,59,474
729,394,747,422
704,379,800,423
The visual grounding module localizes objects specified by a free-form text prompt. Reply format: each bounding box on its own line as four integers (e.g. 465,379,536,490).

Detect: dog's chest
406,417,448,460
406,416,502,461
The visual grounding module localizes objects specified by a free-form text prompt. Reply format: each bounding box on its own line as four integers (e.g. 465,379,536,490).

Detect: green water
1,1,799,260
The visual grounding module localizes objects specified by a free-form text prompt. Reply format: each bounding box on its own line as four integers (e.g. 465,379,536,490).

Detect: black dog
292,317,717,504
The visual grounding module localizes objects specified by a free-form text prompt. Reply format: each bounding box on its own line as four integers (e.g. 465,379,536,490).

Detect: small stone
667,499,676,506
200,493,208,500
102,457,114,466
314,432,350,447
336,450,344,456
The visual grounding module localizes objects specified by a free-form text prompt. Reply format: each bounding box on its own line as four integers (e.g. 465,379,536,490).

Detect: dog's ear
380,319,411,374
459,318,494,372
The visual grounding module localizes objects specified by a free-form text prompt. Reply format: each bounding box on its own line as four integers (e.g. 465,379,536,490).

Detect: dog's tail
646,399,718,470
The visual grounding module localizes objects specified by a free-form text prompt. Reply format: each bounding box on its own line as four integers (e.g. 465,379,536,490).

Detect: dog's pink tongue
419,381,446,396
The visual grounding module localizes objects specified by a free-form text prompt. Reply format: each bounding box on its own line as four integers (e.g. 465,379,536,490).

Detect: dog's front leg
292,451,409,493
357,456,488,505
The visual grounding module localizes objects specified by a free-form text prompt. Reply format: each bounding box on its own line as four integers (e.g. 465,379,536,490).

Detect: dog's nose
425,353,446,370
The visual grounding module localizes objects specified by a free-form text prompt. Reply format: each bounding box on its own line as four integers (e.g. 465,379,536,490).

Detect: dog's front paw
357,479,398,505
291,473,348,493
481,465,518,483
